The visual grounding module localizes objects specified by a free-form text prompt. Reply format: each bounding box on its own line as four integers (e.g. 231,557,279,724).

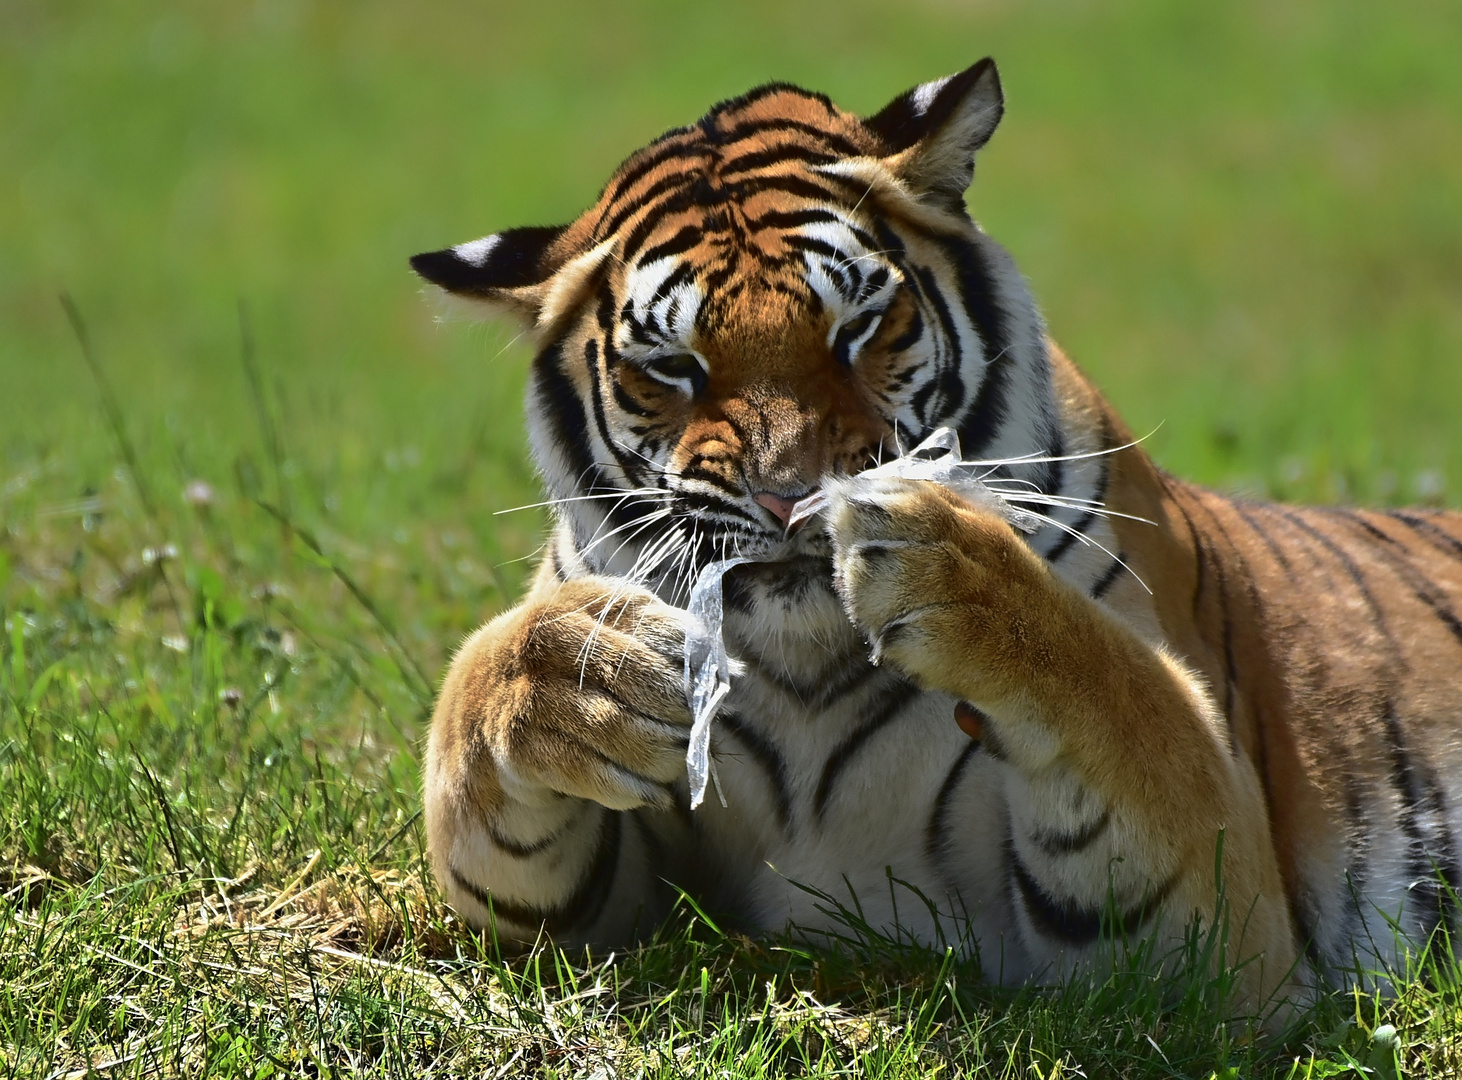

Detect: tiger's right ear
410,224,571,326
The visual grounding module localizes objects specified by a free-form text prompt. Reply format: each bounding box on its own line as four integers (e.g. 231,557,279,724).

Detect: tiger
410,59,1462,1015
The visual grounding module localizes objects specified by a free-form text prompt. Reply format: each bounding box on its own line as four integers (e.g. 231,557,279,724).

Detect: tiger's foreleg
827,477,1299,1012
423,568,694,948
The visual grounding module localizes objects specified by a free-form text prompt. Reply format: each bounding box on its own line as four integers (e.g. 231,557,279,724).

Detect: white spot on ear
910,76,952,116
453,235,500,267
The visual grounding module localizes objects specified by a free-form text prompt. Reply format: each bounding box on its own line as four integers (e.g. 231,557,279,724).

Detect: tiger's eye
645,353,707,394
833,310,882,367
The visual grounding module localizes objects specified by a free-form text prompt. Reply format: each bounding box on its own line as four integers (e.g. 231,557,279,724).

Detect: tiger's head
413,60,1059,633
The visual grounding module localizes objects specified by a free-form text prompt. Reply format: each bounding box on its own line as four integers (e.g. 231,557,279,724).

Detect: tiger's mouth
737,551,832,578
719,522,838,609
723,552,835,612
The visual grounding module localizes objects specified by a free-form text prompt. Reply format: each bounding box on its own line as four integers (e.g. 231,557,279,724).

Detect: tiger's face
414,60,1056,624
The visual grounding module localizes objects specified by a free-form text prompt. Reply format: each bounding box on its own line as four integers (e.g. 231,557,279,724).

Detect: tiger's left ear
865,58,1004,201
410,224,572,327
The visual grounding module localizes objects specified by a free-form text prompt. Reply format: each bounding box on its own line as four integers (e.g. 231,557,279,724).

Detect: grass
3,0,1462,1074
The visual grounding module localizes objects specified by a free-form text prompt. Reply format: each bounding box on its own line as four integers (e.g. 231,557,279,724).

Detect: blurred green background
3,0,1460,551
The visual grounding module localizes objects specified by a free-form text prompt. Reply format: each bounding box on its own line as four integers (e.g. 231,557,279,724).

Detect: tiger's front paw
826,476,1058,702
437,576,695,813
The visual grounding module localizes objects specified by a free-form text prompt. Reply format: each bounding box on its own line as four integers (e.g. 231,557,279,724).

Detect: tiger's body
412,61,1462,1014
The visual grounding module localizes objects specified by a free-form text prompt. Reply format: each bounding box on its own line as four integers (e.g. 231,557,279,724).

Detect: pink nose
753,491,808,528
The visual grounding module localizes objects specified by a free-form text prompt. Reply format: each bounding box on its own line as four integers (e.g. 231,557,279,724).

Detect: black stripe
677,464,744,498
488,801,588,859
585,338,649,487
602,171,702,242
1090,556,1125,599
599,138,703,213
886,305,925,356
1010,841,1179,947
1416,767,1462,952
637,227,703,268
1271,508,1394,638
782,233,848,263
588,745,678,800
1337,766,1376,965
1328,511,1462,652
1189,493,1253,742
1231,500,1295,577
714,115,864,157
1388,510,1462,564
1038,426,1067,524
822,260,853,300
1042,507,1098,564
861,266,891,302
735,648,880,709
718,713,794,832
813,682,915,820
1166,485,1208,616
610,380,657,419
745,206,844,233
924,740,982,866
699,258,739,299
1376,703,1458,944
532,341,611,499
918,265,969,428
619,310,658,348
944,241,1012,455
703,83,837,129
1029,810,1112,857
673,489,763,528
1042,454,1110,569
717,144,841,179
905,265,960,428
451,808,622,935
728,172,865,204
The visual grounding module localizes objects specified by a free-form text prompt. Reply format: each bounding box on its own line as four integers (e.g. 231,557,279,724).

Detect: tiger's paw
439,576,694,812
826,476,1060,703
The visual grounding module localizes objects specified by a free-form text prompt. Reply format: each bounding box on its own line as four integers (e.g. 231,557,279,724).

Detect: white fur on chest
690,630,1023,966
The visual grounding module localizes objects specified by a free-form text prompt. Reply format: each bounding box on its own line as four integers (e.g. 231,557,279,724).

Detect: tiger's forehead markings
795,218,901,319
588,88,878,249
591,85,876,227
614,214,898,355
615,257,704,356
589,86,897,353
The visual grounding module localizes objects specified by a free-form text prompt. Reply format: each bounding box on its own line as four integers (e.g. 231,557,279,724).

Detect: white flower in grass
1414,469,1446,501
183,479,215,508
143,543,179,566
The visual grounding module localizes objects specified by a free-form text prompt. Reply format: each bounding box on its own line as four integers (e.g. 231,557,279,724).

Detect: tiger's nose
753,490,813,528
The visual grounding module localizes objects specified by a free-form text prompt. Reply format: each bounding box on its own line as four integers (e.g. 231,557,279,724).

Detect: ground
3,0,1461,1075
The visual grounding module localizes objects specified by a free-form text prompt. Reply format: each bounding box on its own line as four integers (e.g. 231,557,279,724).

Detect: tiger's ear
410,224,570,326
865,59,1004,201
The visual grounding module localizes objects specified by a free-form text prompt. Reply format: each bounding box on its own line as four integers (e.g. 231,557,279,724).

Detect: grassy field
3,0,1462,1074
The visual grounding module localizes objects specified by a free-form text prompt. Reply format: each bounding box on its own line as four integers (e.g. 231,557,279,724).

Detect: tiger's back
1125,457,1462,972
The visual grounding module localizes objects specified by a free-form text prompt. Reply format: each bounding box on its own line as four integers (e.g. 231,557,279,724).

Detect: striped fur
412,60,1462,1014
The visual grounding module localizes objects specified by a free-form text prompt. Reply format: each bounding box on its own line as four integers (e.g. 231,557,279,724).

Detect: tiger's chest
688,636,1020,954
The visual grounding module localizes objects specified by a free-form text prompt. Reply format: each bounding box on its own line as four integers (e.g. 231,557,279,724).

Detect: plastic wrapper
682,555,752,809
